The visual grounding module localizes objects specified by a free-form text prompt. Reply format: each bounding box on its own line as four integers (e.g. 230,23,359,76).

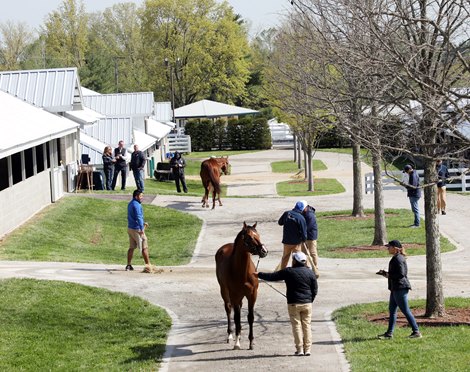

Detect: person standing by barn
169,151,188,193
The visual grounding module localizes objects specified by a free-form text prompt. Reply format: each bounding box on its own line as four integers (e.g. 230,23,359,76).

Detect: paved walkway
1,149,470,371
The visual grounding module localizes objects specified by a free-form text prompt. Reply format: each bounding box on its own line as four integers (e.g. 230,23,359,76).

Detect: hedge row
185,117,272,151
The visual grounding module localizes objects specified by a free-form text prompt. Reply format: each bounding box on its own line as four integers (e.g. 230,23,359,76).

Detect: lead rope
255,257,287,298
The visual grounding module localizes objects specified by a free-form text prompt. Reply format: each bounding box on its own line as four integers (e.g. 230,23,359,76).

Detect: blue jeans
387,289,419,334
133,169,145,191
408,196,420,226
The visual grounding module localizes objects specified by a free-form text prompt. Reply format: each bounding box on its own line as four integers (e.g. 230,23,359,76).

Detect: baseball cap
292,251,307,263
386,240,403,249
294,200,308,212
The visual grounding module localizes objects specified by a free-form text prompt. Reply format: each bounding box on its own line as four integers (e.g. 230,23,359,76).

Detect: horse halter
243,228,268,258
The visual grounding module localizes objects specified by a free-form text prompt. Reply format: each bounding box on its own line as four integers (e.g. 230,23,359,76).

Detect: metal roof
174,99,258,119
0,67,82,112
0,91,78,159
82,92,154,117
82,117,133,149
79,132,108,165
154,102,172,121
147,118,174,141
65,107,105,125
134,130,157,152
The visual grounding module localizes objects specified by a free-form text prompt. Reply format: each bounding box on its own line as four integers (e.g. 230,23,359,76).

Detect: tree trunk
304,149,308,179
423,159,445,317
297,139,302,169
352,142,365,217
307,151,314,191
293,134,298,163
371,147,387,245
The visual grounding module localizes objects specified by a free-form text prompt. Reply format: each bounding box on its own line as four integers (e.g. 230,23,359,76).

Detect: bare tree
265,21,332,191
292,0,470,317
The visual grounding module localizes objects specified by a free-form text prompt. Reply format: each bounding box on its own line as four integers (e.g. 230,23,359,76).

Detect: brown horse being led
215,222,268,350
200,156,230,209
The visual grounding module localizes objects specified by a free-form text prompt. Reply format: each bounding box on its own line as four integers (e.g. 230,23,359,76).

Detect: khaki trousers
437,186,447,212
288,303,312,354
304,240,319,276
280,244,301,269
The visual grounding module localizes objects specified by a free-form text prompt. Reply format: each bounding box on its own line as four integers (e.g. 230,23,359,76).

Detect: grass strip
334,298,470,371
0,196,202,265
0,278,171,371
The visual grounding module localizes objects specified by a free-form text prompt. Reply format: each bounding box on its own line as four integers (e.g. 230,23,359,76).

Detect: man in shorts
126,189,151,271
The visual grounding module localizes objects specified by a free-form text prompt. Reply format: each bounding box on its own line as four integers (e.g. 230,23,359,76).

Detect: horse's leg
224,301,233,343
218,192,223,206
212,188,216,209
247,294,256,350
233,302,242,350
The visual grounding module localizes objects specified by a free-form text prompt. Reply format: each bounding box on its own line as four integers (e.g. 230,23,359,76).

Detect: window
25,148,34,179
36,144,45,173
11,152,22,185
0,157,8,191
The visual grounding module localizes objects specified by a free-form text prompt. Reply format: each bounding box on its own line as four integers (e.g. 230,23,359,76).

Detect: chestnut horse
200,156,230,209
215,222,268,350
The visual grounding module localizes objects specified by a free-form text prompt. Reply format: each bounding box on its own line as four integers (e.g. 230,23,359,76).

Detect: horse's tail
207,161,221,194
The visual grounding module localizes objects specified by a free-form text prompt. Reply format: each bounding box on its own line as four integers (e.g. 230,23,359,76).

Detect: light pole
164,57,180,123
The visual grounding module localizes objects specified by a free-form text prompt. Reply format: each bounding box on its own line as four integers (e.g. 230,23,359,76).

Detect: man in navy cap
277,200,308,269
403,164,421,228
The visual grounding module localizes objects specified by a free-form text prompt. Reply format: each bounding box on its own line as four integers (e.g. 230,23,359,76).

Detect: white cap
292,251,307,263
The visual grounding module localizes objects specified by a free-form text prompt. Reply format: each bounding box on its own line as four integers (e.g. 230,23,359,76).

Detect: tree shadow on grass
123,343,167,364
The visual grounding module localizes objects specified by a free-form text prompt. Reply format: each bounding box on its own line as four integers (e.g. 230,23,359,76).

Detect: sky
0,0,289,36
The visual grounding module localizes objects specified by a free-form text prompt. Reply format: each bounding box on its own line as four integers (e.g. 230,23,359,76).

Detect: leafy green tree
140,0,251,106
82,3,147,92
42,0,88,68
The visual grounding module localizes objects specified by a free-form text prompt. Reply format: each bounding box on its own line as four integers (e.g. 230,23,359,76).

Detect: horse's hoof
249,345,254,350
233,345,241,350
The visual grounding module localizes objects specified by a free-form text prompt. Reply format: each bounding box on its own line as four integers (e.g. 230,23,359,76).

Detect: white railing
168,134,191,153
365,168,470,194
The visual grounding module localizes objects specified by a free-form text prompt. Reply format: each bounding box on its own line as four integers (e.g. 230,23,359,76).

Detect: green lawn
334,298,470,371
0,196,202,265
318,209,454,258
277,178,345,196
271,159,327,173
0,278,171,371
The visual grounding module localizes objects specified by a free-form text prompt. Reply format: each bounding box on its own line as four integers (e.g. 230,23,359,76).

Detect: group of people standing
102,140,146,192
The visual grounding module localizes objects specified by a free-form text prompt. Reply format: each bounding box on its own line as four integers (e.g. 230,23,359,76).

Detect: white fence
365,168,470,194
168,133,191,153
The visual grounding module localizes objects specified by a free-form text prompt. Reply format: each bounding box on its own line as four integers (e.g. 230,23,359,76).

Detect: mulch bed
368,308,470,326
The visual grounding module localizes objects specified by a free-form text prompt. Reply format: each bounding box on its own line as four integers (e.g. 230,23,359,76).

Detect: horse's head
219,156,230,175
242,222,268,258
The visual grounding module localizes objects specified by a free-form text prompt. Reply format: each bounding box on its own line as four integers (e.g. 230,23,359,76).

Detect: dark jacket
170,154,186,174
437,164,450,187
278,209,307,245
258,265,318,304
114,147,127,167
406,170,421,198
388,253,411,291
102,154,114,171
130,150,146,171
303,205,318,241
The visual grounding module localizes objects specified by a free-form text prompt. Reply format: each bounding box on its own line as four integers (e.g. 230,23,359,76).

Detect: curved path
1,149,470,371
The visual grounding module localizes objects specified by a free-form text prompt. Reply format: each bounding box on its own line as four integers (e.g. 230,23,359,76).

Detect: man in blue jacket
126,190,151,271
256,252,318,356
278,200,307,269
436,159,450,215
403,165,421,228
302,204,320,277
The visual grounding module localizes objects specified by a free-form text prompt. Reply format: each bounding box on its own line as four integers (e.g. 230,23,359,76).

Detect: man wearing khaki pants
256,252,318,356
301,203,320,277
